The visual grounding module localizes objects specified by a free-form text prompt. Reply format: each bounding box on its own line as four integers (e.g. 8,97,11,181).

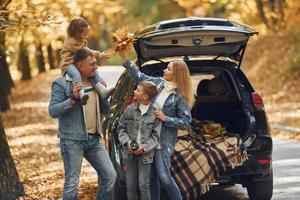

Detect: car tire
113,178,127,200
246,168,273,200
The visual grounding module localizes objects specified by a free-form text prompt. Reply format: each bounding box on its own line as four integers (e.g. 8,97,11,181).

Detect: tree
47,43,56,70
255,0,286,28
255,0,269,28
36,40,46,73
0,116,24,199
0,2,63,199
0,1,25,199
18,38,31,80
0,32,13,112
0,5,14,112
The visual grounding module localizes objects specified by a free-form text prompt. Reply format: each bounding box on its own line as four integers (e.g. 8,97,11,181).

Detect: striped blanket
170,120,247,200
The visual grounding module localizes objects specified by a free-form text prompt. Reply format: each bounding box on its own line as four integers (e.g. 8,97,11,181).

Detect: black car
103,17,273,200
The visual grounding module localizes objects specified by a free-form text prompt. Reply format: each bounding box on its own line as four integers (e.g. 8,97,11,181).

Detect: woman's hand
155,109,167,122
117,48,128,62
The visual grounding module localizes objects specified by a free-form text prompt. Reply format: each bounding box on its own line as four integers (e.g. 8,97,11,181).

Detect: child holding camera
117,81,160,200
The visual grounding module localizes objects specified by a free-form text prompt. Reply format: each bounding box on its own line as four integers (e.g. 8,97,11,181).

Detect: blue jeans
60,134,117,200
66,64,102,84
150,149,182,200
126,156,151,200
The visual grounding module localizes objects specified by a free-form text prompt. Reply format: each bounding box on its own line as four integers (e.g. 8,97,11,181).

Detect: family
48,17,194,200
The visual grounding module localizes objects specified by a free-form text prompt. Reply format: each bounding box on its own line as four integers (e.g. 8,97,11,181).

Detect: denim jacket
122,60,192,167
117,102,160,164
48,75,108,140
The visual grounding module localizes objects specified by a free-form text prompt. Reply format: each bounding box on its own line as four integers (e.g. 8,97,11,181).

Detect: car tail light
257,159,272,165
252,92,264,109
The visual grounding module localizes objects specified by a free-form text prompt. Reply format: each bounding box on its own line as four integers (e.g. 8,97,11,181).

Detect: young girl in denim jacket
118,81,160,200
117,49,194,200
60,17,114,105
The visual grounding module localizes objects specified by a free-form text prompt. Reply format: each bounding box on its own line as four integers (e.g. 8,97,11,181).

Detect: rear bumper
217,153,272,185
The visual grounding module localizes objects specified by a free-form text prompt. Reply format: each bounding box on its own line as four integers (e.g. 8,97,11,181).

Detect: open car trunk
191,72,251,140
191,92,250,140
141,60,253,141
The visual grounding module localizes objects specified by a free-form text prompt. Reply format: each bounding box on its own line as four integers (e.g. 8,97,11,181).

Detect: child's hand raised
99,51,110,60
72,82,83,99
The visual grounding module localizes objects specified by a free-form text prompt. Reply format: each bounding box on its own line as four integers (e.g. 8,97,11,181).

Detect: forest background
1,0,300,199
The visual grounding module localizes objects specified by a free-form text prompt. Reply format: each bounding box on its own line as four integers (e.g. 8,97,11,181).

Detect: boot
94,82,115,100
79,88,89,105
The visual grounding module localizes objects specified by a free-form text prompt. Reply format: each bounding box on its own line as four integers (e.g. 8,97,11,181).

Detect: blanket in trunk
170,120,248,200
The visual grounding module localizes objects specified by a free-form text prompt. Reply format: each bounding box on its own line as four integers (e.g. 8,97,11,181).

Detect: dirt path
2,69,98,200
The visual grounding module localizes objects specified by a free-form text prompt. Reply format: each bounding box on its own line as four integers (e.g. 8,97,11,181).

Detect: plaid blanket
170,120,247,200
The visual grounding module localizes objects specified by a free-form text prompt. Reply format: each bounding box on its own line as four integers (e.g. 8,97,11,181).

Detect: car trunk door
134,26,257,67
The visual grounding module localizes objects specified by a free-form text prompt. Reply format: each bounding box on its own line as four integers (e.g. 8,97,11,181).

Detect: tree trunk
0,90,10,112
269,0,275,11
18,40,31,80
0,115,25,199
269,0,278,26
255,0,269,28
55,48,61,69
0,33,13,112
277,0,285,25
36,42,46,73
47,44,56,70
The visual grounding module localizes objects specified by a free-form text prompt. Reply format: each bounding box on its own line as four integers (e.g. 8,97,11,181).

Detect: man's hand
133,146,144,155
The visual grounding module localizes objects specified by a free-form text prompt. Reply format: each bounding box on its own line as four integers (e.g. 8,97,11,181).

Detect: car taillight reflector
258,159,272,165
252,92,264,109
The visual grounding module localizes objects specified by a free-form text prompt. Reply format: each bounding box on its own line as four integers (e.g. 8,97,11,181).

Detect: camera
130,140,139,151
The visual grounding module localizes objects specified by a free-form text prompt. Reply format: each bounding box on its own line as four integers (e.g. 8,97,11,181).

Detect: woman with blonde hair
118,49,193,200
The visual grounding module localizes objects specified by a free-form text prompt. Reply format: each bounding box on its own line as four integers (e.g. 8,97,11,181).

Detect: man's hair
139,81,158,100
67,17,89,38
74,48,94,64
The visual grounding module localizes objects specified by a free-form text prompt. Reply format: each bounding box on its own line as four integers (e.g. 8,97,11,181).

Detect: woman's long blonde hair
171,61,194,108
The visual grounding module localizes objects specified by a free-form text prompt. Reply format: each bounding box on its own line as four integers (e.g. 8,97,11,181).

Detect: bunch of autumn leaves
112,27,134,53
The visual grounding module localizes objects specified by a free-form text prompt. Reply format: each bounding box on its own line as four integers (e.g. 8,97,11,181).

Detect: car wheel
246,168,273,200
113,178,127,200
